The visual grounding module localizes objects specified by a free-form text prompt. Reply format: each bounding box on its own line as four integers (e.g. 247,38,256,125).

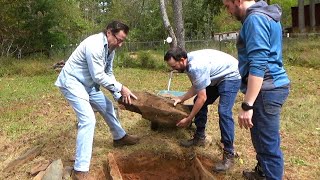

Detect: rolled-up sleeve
244,15,270,78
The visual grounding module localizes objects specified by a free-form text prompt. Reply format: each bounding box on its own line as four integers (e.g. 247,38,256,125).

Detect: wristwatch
241,102,254,111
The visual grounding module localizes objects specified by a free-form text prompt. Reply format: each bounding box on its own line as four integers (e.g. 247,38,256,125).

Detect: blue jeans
193,79,240,154
59,87,126,172
251,86,289,180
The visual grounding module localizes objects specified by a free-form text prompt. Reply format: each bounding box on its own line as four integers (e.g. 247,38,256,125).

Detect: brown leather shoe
113,134,139,147
213,150,234,172
71,170,94,180
179,136,205,147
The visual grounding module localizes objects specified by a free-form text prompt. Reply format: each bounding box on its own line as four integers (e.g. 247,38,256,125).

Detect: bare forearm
181,86,196,102
187,88,206,120
188,95,206,120
244,74,263,105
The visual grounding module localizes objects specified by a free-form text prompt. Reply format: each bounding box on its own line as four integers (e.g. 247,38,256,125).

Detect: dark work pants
193,79,241,154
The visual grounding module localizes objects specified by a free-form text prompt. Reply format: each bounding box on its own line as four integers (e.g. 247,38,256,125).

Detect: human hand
120,86,138,105
172,96,183,106
176,117,192,127
238,108,253,129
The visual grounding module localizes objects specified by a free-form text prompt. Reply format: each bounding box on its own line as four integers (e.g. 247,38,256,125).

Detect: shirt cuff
112,92,122,101
114,81,123,92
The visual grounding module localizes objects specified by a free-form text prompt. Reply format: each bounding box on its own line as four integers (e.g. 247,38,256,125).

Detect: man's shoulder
82,33,105,47
86,32,104,41
189,49,237,64
245,13,272,24
189,49,220,60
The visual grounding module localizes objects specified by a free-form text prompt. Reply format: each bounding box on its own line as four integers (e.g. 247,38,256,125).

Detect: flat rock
42,159,64,180
30,160,50,175
120,91,190,126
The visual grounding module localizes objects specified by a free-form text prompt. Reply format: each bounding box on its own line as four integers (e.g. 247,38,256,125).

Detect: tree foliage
184,0,223,39
0,0,301,58
272,0,297,28
102,0,165,41
0,0,86,57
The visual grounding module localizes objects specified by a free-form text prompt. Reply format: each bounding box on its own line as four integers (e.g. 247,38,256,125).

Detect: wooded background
0,0,304,58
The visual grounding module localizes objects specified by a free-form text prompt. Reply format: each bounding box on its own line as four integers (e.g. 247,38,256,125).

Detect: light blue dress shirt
186,49,241,92
55,32,122,100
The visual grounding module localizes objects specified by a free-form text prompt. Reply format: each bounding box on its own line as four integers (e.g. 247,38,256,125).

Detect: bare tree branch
6,39,13,57
172,0,185,49
159,0,177,48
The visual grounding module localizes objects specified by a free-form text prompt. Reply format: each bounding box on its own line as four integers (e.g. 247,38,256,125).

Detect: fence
118,38,238,56
7,33,320,60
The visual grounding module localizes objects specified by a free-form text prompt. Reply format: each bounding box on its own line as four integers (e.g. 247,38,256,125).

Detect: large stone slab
120,91,190,126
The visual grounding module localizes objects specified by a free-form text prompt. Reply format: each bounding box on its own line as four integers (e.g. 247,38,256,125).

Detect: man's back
186,49,241,91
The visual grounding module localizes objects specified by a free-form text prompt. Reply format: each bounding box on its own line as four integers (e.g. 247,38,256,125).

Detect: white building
213,31,239,41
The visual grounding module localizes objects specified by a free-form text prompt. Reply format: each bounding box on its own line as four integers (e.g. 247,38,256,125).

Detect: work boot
113,134,139,147
71,170,94,180
179,136,205,147
243,164,266,180
213,150,234,172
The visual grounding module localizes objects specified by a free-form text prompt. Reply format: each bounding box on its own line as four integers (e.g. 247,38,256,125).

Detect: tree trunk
172,0,185,49
298,0,305,33
159,0,177,48
310,0,316,31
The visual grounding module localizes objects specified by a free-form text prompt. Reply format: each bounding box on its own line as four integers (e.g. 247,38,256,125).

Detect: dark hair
103,20,129,35
164,47,188,62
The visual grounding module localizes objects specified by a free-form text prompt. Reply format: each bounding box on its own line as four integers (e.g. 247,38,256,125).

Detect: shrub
115,50,167,70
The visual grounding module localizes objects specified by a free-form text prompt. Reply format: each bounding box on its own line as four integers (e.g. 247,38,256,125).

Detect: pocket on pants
262,88,289,115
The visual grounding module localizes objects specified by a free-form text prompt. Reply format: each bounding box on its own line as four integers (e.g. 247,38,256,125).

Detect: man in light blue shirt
164,47,241,172
55,21,139,179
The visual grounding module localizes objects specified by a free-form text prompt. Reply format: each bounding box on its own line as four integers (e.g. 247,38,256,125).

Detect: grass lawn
0,65,319,179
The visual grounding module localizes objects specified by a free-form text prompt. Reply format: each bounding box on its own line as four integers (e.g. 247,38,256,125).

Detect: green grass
283,36,320,68
0,75,58,106
0,57,56,77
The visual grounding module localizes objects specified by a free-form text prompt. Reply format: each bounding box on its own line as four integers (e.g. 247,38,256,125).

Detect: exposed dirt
102,151,223,180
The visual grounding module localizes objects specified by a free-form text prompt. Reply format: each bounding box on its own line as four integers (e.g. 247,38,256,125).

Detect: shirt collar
102,32,108,47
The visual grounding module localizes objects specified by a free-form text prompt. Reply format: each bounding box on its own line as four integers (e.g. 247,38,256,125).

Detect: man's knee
77,113,97,128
